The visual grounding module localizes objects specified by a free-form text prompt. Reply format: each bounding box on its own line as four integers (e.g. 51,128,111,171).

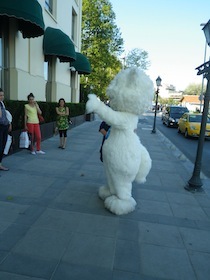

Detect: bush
4,100,86,130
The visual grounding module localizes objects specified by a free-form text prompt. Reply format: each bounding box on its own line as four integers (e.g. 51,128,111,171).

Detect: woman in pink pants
24,93,45,155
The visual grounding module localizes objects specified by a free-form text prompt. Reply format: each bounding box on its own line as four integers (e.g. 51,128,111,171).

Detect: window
0,37,2,87
45,0,53,14
71,8,77,42
44,57,55,101
44,62,48,81
0,25,9,95
171,107,188,114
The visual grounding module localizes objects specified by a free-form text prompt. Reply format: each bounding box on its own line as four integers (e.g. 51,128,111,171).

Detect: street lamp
199,23,208,112
203,20,210,46
186,20,210,191
151,76,162,133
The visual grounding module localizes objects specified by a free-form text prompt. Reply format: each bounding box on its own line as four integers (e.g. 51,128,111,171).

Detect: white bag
6,110,12,123
19,131,30,148
4,135,12,155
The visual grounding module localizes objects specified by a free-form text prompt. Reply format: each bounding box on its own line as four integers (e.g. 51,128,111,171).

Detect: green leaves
183,83,206,95
81,0,124,100
125,48,150,70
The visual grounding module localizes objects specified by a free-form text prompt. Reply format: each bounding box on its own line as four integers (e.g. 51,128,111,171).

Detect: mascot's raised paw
86,94,100,114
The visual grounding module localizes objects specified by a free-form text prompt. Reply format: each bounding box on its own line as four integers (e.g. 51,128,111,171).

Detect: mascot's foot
104,195,136,215
135,177,146,184
98,186,112,201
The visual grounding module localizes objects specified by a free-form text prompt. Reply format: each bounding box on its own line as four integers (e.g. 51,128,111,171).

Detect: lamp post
186,20,210,191
151,76,162,133
199,23,208,112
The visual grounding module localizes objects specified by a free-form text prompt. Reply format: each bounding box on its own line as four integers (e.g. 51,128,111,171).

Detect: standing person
0,88,12,171
24,93,45,155
56,98,69,149
99,121,110,162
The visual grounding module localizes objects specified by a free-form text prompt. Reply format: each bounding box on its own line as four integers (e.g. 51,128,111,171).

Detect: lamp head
156,76,162,87
69,66,76,72
202,20,210,46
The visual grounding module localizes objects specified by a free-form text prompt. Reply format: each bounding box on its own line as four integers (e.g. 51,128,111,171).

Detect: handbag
38,113,45,124
4,134,12,155
6,110,12,123
19,131,30,148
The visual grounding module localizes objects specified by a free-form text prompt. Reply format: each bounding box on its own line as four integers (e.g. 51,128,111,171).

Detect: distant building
180,95,202,112
0,0,91,102
159,83,183,102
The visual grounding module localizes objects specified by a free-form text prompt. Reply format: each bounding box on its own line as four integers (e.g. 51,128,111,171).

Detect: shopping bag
19,131,30,148
5,110,12,123
4,135,12,155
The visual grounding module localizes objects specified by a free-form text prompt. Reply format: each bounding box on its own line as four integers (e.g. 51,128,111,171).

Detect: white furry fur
86,67,154,215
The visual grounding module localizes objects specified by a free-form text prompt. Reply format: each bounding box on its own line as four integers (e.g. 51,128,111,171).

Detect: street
142,112,210,178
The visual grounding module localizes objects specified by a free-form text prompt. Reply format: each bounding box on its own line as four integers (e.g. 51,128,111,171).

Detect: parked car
162,106,189,127
178,113,210,138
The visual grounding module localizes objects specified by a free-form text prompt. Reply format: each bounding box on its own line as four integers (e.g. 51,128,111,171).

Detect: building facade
180,95,203,112
0,0,90,102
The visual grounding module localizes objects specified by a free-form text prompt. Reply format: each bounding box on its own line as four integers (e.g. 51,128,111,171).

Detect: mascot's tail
135,145,152,184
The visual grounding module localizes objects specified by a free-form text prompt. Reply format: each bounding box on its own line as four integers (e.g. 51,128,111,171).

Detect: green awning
0,0,45,38
71,52,91,74
43,27,76,63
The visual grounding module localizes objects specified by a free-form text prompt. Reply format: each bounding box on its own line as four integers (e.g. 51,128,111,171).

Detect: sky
109,0,210,91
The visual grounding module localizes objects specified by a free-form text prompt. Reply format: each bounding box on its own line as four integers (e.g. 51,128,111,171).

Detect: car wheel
167,120,170,127
184,129,189,138
177,127,181,134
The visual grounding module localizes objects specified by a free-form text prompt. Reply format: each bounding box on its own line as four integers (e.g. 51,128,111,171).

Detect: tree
125,48,150,70
81,0,124,101
159,97,179,106
183,83,206,95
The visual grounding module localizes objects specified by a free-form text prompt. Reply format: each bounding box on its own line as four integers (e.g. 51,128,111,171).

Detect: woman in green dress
56,98,69,149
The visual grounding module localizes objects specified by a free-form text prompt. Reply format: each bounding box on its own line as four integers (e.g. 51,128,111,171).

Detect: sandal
0,166,9,171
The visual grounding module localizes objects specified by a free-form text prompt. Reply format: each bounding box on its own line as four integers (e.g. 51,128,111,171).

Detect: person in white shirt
0,88,12,171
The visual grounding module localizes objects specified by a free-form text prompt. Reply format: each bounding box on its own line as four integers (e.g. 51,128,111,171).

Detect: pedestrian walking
99,121,110,162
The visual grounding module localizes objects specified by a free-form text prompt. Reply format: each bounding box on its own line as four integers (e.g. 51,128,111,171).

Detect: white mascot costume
86,67,154,215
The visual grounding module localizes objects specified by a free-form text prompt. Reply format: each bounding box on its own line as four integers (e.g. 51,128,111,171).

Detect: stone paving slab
0,117,210,279
139,244,197,280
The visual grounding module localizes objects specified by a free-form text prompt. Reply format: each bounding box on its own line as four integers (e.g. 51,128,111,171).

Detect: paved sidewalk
0,116,210,280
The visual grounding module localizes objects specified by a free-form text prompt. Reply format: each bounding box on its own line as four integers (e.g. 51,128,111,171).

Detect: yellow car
178,113,210,138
